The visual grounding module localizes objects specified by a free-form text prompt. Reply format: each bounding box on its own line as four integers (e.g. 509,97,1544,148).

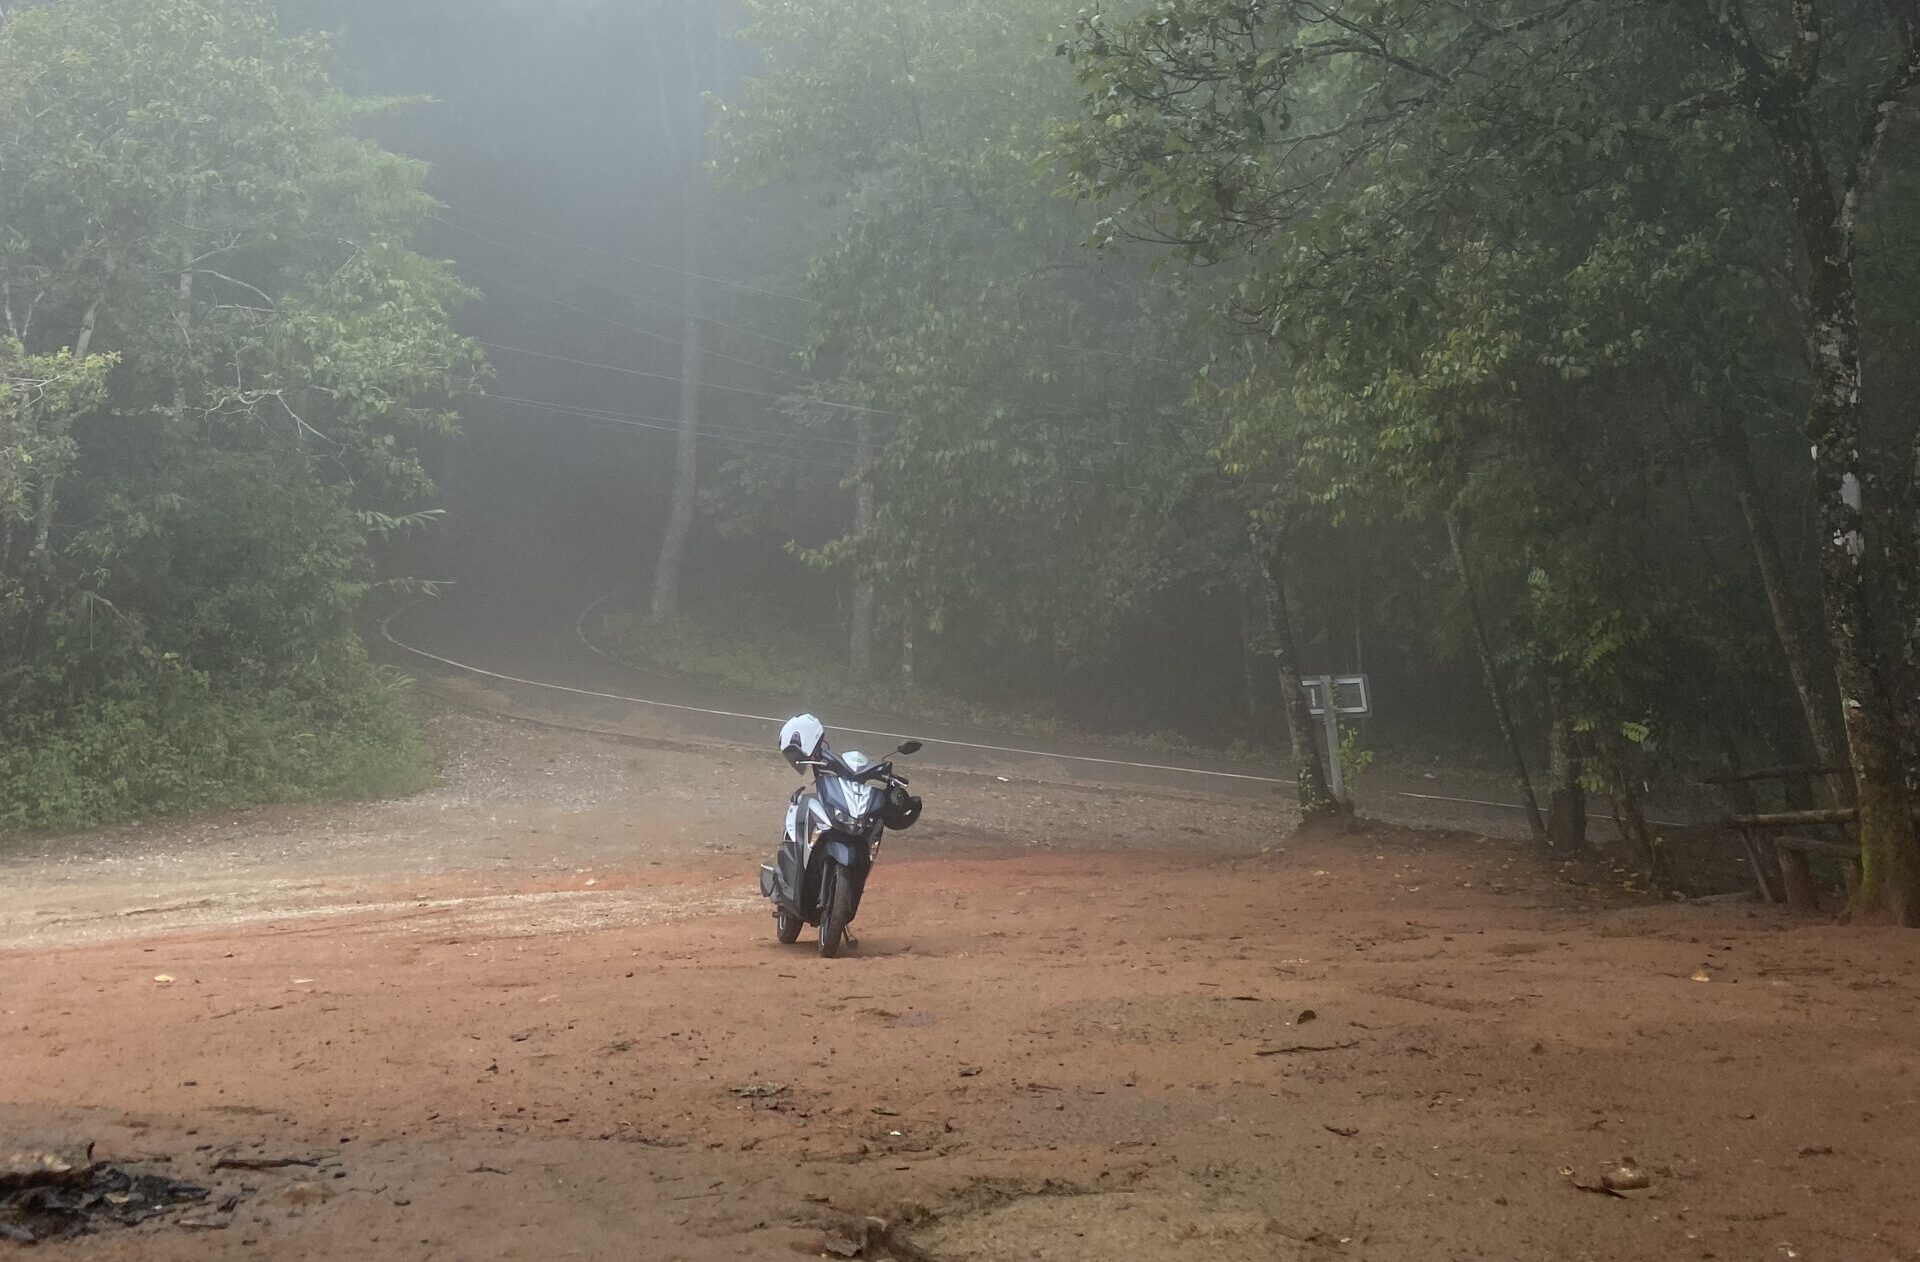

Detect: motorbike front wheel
817,863,856,958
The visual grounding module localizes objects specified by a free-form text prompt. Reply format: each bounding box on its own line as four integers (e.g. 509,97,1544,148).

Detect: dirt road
3,703,1917,1261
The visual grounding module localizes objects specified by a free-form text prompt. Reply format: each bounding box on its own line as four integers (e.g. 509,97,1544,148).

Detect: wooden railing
1701,767,1857,912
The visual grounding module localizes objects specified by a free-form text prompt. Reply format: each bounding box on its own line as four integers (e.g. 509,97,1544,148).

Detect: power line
476,391,871,452
475,338,915,423
441,217,1194,441
477,339,1197,464
432,211,814,356
438,201,1189,369
473,397,858,472
468,389,1157,495
448,252,816,386
438,201,818,307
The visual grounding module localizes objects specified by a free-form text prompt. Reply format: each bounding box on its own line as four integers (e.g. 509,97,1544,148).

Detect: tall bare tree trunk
1724,426,1850,802
1447,514,1547,842
849,415,876,672
174,231,194,424
649,241,702,620
1240,584,1262,723
898,602,915,692
648,9,710,622
1256,531,1335,821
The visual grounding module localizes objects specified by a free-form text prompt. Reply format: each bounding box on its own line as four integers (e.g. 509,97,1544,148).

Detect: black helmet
882,785,923,830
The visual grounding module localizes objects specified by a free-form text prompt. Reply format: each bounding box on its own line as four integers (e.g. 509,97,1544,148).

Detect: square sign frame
1304,674,1372,718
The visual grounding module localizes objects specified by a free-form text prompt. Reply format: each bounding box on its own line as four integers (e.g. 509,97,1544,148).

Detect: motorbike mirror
897,740,923,756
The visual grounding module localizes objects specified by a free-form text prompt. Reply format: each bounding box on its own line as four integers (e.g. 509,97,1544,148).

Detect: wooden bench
1702,768,1857,913
1724,809,1860,913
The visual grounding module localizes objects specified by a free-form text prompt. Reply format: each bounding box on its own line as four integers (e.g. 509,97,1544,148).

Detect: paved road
377,576,1544,835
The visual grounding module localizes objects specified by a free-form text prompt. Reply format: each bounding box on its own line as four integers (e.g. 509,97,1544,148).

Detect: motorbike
758,713,924,957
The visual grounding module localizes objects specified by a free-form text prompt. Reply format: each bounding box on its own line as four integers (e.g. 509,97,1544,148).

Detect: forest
2,0,1916,922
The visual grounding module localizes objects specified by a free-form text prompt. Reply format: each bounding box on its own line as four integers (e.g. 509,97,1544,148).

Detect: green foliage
1336,720,1374,790
1051,0,1920,806
0,652,429,834
601,607,1255,760
716,0,1234,660
605,608,1090,740
0,0,482,832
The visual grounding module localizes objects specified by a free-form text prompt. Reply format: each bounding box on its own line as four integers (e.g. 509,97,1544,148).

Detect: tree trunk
1723,425,1850,805
1678,0,1920,922
647,17,710,623
897,599,915,692
1792,213,1917,924
72,293,101,363
1600,735,1671,887
20,292,106,658
1257,536,1336,820
1897,434,1920,784
849,416,876,672
648,245,702,620
1546,699,1587,849
1240,584,1262,723
1446,514,1547,842
174,233,194,424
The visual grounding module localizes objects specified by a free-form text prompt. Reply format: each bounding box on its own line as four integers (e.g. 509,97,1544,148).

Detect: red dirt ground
4,709,1919,1261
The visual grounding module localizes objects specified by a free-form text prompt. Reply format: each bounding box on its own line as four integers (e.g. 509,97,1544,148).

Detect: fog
3,0,1917,899
7,5,1920,1255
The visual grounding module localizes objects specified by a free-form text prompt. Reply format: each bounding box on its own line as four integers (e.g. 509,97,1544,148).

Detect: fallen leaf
153,974,175,984
1690,969,1711,983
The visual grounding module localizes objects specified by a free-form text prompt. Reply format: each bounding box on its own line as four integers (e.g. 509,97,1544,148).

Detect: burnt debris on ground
0,1142,234,1244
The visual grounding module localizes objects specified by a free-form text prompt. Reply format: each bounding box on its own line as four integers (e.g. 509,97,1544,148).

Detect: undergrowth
0,649,431,835
598,607,1285,764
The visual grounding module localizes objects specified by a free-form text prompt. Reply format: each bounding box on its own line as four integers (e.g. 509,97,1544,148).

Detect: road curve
376,578,1540,835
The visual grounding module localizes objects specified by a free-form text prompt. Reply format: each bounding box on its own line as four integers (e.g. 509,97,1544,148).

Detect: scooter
758,714,923,957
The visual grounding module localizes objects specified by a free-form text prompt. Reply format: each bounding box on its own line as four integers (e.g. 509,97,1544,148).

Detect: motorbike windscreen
816,768,879,822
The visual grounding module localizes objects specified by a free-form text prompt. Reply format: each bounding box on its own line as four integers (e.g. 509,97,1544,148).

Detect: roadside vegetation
0,0,480,831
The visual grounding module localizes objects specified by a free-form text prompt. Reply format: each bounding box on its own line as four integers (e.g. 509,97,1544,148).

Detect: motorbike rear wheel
774,908,803,944
817,863,856,958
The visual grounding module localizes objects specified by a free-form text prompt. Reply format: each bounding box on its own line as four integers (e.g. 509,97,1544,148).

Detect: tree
0,0,483,829
1059,0,1920,906
646,0,718,621
716,0,1236,706
1665,1,1920,920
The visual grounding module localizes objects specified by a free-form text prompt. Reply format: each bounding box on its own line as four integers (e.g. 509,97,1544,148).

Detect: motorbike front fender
822,837,869,871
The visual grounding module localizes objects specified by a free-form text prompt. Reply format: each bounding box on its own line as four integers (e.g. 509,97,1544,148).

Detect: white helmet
780,713,826,771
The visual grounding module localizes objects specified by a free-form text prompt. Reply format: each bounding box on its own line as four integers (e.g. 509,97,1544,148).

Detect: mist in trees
3,0,1915,920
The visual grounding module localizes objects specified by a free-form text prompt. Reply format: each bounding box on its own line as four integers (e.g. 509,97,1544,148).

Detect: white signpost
1304,675,1371,802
